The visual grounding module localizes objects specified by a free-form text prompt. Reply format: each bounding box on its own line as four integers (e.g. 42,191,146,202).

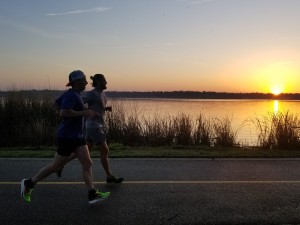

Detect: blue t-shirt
55,89,84,139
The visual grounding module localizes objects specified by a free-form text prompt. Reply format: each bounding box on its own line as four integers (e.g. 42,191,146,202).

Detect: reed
212,116,237,147
106,106,232,147
0,90,59,147
172,113,193,145
193,113,213,146
252,111,300,149
105,100,126,143
142,114,175,146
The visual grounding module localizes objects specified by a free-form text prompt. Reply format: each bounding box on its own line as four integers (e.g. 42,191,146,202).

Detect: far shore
1,90,300,100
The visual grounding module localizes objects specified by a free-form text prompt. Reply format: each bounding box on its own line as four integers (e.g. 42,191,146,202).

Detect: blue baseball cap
66,70,85,86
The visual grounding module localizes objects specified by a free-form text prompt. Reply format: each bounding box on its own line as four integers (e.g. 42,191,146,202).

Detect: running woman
84,74,123,183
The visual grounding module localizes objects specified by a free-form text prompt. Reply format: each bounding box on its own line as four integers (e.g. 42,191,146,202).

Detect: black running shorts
56,138,86,156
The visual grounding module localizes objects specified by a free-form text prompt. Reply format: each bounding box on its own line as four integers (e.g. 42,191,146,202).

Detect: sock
88,189,96,194
27,178,35,188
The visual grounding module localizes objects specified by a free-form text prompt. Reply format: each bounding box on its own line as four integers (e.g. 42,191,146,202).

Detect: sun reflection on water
273,100,279,114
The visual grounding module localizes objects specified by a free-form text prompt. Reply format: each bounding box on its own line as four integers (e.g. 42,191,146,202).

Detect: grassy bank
1,144,300,158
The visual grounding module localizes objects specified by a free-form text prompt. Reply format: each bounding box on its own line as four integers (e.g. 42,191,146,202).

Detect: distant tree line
106,91,300,100
1,90,300,100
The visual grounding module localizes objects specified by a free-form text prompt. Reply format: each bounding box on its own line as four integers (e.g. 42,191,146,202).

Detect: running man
21,70,110,204
57,74,123,183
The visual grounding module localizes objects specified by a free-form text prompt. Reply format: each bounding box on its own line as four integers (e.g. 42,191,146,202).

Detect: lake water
109,98,300,146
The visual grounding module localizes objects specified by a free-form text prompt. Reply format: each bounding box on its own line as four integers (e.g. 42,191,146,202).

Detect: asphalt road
1,158,300,225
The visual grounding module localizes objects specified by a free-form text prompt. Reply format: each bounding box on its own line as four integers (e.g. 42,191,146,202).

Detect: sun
271,86,283,95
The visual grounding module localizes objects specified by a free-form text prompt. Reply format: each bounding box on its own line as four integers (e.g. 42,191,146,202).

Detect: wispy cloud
189,0,215,4
177,0,215,4
46,7,111,16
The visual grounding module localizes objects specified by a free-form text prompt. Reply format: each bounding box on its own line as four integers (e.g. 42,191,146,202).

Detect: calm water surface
110,98,300,146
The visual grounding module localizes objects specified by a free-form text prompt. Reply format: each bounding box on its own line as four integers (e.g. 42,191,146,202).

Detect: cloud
190,0,214,4
46,7,111,16
177,0,215,5
177,0,216,6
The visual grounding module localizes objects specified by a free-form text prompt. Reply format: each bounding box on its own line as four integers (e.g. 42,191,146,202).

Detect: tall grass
105,100,126,144
142,114,175,146
193,113,213,146
0,90,59,147
106,101,238,147
251,111,300,149
212,117,237,147
173,113,193,145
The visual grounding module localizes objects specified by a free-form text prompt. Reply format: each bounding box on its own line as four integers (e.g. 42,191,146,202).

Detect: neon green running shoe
88,189,110,204
21,179,34,203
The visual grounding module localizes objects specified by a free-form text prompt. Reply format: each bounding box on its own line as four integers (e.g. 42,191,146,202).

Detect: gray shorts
85,127,106,145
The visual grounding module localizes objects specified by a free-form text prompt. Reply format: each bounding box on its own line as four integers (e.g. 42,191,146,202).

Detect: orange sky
1,0,300,93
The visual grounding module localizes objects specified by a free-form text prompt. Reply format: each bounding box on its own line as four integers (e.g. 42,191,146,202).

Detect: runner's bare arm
60,109,95,118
